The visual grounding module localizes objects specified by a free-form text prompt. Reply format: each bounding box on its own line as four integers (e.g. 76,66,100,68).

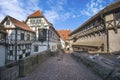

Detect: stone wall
19,50,50,77
71,52,120,80
0,49,60,80
0,64,19,80
19,49,60,77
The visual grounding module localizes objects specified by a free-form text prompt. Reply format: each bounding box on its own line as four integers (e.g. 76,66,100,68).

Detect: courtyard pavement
18,51,102,80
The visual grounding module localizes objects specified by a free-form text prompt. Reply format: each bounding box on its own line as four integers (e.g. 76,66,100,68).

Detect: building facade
69,1,120,54
57,30,71,50
1,16,35,62
0,24,6,66
26,10,60,54
0,10,61,66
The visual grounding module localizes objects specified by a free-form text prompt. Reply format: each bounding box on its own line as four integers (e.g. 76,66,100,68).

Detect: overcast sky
0,0,116,31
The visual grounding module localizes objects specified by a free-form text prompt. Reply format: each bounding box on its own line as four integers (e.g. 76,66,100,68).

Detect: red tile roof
1,16,34,32
28,10,43,18
57,30,71,41
26,10,51,26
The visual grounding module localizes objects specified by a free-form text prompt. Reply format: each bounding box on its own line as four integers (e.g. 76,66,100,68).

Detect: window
38,20,41,23
25,52,30,57
34,46,38,52
30,20,32,24
40,31,44,37
30,20,35,24
33,20,35,24
22,49,26,53
19,55,23,59
9,50,13,55
21,33,24,40
115,12,120,20
38,29,47,41
6,19,10,25
18,45,21,50
12,45,14,50
36,19,41,23
27,34,30,40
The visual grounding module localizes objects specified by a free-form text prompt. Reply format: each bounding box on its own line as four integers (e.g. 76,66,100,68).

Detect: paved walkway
18,51,102,80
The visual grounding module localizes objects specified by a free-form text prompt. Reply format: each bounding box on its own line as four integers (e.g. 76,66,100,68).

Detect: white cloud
44,10,59,23
44,0,79,23
0,0,40,21
80,0,114,17
80,0,104,16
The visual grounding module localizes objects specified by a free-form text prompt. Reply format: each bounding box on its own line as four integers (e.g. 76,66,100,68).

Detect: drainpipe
101,14,109,53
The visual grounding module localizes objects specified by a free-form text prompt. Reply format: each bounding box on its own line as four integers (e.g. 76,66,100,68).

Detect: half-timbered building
69,1,120,54
57,30,71,50
26,10,60,54
1,16,35,62
0,24,6,66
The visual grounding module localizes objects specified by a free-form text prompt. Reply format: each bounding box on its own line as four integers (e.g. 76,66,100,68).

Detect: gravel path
18,51,102,80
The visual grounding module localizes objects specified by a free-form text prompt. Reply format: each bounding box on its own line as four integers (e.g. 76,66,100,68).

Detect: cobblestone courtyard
18,51,102,80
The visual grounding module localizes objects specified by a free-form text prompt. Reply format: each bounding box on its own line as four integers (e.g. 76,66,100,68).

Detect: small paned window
21,33,24,40
34,46,38,52
30,20,35,24
27,34,30,40
19,55,23,59
33,20,35,24
36,19,41,23
30,20,32,24
22,49,26,53
38,29,47,41
6,19,10,25
9,50,13,55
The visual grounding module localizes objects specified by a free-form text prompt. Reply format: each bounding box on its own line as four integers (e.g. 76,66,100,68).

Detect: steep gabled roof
1,16,34,32
26,10,51,26
28,10,43,18
57,30,71,41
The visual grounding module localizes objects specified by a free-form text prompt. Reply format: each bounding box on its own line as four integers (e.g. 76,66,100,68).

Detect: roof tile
28,10,43,18
57,30,71,41
8,16,34,32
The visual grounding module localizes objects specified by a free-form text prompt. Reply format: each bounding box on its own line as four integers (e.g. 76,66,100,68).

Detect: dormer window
6,19,10,25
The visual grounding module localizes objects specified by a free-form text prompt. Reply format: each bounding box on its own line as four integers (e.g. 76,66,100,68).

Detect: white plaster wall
108,29,120,53
38,45,47,52
49,42,58,52
105,14,113,22
4,20,15,28
31,42,48,54
0,45,5,66
60,39,65,49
